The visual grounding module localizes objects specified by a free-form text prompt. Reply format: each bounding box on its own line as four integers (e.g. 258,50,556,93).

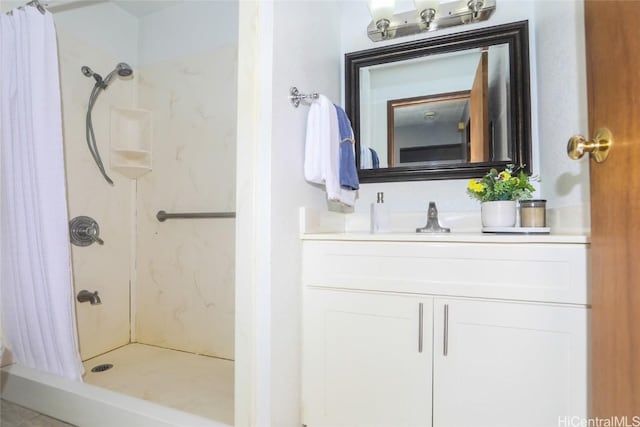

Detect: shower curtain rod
6,0,104,15
5,0,45,15
26,0,46,13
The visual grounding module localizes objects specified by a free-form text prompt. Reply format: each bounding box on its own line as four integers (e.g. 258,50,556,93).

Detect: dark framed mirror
345,20,531,182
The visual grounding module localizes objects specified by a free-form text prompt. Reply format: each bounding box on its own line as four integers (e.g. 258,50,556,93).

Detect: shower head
103,62,133,87
115,62,133,77
81,62,133,89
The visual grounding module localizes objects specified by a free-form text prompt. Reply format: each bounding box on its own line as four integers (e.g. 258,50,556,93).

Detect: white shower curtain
0,6,83,380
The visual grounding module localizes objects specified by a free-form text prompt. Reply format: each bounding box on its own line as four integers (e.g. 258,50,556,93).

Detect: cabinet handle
443,304,449,356
418,302,424,353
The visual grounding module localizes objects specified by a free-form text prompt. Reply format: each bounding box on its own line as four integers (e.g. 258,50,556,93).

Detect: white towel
360,143,373,169
305,95,356,206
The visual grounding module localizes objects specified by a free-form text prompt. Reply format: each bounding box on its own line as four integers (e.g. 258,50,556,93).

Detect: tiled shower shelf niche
110,107,152,179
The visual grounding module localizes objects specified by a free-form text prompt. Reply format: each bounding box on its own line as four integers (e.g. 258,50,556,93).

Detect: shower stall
2,0,238,425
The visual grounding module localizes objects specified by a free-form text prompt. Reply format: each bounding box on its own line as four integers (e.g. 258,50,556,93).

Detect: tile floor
0,399,75,427
82,343,234,424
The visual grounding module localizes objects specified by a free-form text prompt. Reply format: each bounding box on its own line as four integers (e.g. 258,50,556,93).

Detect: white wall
533,1,589,222
137,1,237,66
339,0,589,228
235,1,341,425
270,3,341,424
0,1,22,12
53,2,139,66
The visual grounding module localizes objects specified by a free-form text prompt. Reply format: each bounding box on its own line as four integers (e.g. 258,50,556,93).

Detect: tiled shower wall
54,1,237,361
56,3,138,360
134,2,237,359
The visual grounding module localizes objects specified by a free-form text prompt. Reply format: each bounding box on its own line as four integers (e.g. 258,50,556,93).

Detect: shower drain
91,363,113,373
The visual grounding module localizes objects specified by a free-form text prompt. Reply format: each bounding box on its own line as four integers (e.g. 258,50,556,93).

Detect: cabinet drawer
302,240,589,305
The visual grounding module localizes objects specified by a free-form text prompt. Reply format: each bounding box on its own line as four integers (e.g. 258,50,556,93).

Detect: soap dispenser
370,192,391,233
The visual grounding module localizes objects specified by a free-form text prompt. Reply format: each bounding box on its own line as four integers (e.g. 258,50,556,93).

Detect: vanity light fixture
367,0,396,39
467,0,485,19
366,0,496,42
415,0,439,29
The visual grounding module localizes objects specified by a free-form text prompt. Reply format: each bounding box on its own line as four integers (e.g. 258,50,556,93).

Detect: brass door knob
567,127,613,163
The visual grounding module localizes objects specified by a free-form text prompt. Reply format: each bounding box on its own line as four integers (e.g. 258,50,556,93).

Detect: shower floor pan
1,343,233,427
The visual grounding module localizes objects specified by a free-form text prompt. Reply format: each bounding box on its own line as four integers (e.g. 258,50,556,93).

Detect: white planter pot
481,201,517,227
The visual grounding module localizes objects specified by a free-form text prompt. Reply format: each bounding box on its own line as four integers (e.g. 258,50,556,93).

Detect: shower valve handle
69,216,104,247
86,226,104,245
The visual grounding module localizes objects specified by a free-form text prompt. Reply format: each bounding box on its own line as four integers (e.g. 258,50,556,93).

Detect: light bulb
367,0,395,24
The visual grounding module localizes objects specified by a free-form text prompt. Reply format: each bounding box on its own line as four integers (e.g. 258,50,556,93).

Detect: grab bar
156,210,236,222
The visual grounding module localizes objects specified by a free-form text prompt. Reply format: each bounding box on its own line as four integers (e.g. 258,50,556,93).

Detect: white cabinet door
433,299,588,427
303,288,433,427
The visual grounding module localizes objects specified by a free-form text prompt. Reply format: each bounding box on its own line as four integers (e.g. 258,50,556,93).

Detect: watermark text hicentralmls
558,416,640,427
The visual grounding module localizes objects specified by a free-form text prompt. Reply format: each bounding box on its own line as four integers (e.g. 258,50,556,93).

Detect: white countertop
298,206,590,244
301,231,590,244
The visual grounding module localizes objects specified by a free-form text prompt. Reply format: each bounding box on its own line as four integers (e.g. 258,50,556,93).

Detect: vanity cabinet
303,289,433,426
432,299,587,427
301,236,589,427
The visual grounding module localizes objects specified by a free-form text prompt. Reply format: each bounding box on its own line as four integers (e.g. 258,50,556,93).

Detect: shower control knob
69,216,104,247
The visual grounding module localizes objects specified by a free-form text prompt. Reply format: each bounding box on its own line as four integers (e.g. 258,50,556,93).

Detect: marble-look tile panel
135,47,237,359
57,30,134,360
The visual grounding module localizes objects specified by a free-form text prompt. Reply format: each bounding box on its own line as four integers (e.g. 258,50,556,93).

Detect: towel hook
289,87,318,108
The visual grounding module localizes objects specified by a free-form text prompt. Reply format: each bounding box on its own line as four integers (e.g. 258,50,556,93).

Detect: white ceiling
46,0,183,16
112,0,183,17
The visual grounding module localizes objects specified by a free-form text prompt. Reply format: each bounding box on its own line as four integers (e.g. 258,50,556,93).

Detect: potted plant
467,165,535,227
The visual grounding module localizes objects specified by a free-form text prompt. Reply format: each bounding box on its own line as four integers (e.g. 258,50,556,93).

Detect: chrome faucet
416,201,451,233
77,290,102,305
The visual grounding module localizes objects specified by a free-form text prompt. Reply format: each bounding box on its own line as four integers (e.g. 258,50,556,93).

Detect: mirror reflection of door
386,50,495,168
470,50,489,162
387,91,470,167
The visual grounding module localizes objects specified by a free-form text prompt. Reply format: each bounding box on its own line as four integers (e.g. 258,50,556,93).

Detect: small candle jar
520,199,547,227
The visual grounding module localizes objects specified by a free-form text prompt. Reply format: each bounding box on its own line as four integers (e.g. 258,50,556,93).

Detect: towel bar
289,87,318,108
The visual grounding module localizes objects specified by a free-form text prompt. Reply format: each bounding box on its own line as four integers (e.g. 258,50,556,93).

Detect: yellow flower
468,179,484,192
498,171,511,181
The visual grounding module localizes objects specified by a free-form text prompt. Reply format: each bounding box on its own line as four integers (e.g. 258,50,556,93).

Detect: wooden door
432,299,587,426
302,289,433,426
585,1,640,416
470,50,488,162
